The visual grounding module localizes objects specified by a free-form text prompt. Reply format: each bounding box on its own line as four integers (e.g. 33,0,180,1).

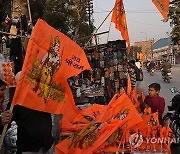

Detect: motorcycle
161,69,172,83
163,87,180,145
150,68,155,76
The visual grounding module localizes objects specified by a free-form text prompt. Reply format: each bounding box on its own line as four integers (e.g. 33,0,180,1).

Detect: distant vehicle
161,68,172,83
150,68,155,76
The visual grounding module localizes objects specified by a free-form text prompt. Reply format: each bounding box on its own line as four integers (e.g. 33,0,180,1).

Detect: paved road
141,66,180,154
141,66,180,116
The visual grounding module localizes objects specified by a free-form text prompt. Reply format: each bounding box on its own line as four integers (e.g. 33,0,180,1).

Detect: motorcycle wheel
166,79,170,83
164,78,170,83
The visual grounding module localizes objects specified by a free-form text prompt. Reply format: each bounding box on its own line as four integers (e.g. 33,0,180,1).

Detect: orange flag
111,0,130,52
12,19,92,114
2,62,16,87
137,52,140,59
132,87,140,108
152,0,170,20
126,74,132,96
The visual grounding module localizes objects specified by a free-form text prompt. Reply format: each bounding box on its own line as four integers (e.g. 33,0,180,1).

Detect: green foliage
0,0,94,46
30,0,94,45
169,0,180,45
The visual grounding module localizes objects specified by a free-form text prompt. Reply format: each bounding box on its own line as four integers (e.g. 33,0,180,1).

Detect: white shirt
135,62,141,69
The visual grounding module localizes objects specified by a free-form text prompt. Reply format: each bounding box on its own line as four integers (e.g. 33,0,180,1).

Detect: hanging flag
12,19,92,114
137,52,140,59
111,0,130,52
2,62,16,87
152,0,170,20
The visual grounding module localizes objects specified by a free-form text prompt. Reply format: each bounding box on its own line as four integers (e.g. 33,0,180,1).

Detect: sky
93,0,172,45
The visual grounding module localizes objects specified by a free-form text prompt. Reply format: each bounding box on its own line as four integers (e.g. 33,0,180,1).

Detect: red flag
111,0,130,52
12,19,92,114
152,0,170,20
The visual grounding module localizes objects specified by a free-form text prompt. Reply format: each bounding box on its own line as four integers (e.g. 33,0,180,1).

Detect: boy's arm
140,96,149,111
158,98,165,117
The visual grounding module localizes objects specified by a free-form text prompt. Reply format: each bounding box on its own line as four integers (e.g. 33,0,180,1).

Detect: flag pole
27,0,32,24
106,21,112,43
84,7,114,48
0,104,14,149
0,31,27,38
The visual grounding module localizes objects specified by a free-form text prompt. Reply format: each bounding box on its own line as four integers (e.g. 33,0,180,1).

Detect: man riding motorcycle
147,61,155,75
161,60,172,82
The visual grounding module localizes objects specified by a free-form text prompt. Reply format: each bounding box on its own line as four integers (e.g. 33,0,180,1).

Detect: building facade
134,40,155,60
152,38,180,64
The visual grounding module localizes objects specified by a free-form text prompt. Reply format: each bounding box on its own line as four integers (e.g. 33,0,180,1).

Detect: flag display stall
80,40,127,105
0,0,172,152
55,92,173,154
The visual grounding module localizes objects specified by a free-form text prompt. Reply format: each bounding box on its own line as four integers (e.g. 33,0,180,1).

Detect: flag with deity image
12,19,92,114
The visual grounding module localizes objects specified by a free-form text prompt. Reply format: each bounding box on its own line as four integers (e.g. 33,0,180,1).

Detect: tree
30,0,94,46
0,0,94,46
169,0,180,45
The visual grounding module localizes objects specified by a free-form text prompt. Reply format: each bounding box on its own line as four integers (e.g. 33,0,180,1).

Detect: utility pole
141,32,147,42
86,0,93,29
151,38,154,60
86,0,93,45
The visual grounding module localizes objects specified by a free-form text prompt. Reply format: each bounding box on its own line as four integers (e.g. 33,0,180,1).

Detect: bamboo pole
106,21,112,43
84,8,114,48
27,0,32,24
0,31,27,38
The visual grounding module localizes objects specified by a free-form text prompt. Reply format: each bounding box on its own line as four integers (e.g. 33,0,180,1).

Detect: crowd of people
146,59,172,74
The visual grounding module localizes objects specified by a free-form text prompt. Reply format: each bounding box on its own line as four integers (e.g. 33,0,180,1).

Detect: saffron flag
152,0,170,20
55,93,142,154
137,52,140,59
111,0,130,52
126,74,132,96
2,62,16,87
131,87,140,108
12,19,92,114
